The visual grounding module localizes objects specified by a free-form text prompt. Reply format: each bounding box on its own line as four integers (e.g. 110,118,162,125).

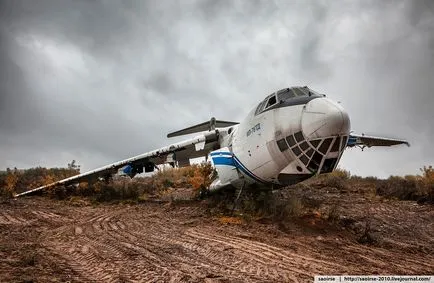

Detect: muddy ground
0,184,433,283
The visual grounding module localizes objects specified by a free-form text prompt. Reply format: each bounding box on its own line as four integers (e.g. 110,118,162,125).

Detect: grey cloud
406,0,434,26
0,0,432,177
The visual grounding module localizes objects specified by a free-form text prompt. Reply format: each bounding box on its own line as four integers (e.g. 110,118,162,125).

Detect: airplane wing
15,130,220,197
347,133,410,148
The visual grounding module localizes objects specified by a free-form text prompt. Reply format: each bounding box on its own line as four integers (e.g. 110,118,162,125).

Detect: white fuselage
209,89,351,190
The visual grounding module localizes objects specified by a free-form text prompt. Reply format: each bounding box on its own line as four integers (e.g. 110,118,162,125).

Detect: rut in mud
0,193,433,283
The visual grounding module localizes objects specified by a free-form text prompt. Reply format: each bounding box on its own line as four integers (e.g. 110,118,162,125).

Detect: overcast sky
0,0,433,178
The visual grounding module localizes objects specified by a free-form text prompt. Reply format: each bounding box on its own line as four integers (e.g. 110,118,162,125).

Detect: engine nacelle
122,164,143,178
144,162,155,173
208,147,243,191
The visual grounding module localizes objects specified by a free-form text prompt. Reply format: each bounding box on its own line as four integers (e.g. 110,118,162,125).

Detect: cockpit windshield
277,86,319,102
255,86,323,116
276,88,294,101
292,87,308,97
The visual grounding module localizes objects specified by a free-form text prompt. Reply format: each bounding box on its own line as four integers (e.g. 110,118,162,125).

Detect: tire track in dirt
42,210,137,283
100,210,253,281
185,229,340,277
97,209,313,281
147,232,290,282
339,244,434,273
40,206,293,282
33,200,434,282
118,211,280,281
31,210,63,220
43,208,192,282
0,212,27,224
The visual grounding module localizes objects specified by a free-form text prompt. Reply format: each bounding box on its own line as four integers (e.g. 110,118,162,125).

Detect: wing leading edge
15,130,219,197
347,133,410,149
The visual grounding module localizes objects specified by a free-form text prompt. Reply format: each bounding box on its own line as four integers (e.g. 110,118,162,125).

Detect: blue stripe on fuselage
211,156,235,166
211,152,268,184
210,152,232,157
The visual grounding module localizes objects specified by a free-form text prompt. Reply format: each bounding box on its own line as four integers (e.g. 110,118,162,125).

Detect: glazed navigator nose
301,97,350,139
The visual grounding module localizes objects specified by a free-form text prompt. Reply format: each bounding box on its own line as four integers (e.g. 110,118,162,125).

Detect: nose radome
301,98,350,139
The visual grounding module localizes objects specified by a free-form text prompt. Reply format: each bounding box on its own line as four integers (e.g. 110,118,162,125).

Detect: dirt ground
0,185,433,283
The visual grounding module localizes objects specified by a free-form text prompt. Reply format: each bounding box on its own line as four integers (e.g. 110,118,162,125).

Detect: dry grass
0,163,214,202
2,163,433,208
218,216,243,225
151,163,214,191
217,189,307,222
375,166,433,203
42,163,215,203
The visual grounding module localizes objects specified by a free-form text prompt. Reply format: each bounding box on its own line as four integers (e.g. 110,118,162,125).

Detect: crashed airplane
16,86,409,197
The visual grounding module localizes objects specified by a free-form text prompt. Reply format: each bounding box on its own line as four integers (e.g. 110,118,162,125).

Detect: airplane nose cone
301,98,350,139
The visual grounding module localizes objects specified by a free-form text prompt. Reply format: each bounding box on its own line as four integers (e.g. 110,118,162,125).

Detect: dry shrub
420,165,434,203
314,172,349,192
237,189,304,221
218,216,243,225
205,187,237,215
329,168,351,179
327,204,340,223
0,171,17,199
0,188,13,200
0,166,79,196
43,178,149,202
44,163,215,203
375,165,433,203
94,183,139,202
357,220,376,244
150,163,214,192
288,182,324,210
2,163,215,203
74,178,155,203
375,176,418,200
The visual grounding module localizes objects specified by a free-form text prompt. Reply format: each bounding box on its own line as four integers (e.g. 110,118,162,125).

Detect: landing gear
231,181,246,214
103,174,112,184
198,187,210,199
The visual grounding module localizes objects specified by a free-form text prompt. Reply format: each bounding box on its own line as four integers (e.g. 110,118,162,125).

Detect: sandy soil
0,187,433,283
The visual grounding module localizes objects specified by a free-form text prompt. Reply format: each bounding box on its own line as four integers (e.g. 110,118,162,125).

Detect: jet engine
208,147,244,191
122,162,155,178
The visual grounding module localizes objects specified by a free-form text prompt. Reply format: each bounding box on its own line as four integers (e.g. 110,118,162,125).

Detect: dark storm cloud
297,1,331,80
0,28,25,129
0,0,432,177
407,0,434,26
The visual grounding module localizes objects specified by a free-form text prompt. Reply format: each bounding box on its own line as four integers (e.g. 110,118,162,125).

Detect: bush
0,166,79,196
231,189,305,221
149,163,214,192
375,165,433,203
0,163,215,203
376,176,420,201
327,204,340,223
329,168,351,179
313,173,349,192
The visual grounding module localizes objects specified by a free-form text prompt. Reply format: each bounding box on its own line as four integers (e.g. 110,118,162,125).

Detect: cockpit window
255,93,276,115
254,86,323,116
254,100,266,115
306,87,322,96
292,87,307,97
277,88,295,101
265,95,277,109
